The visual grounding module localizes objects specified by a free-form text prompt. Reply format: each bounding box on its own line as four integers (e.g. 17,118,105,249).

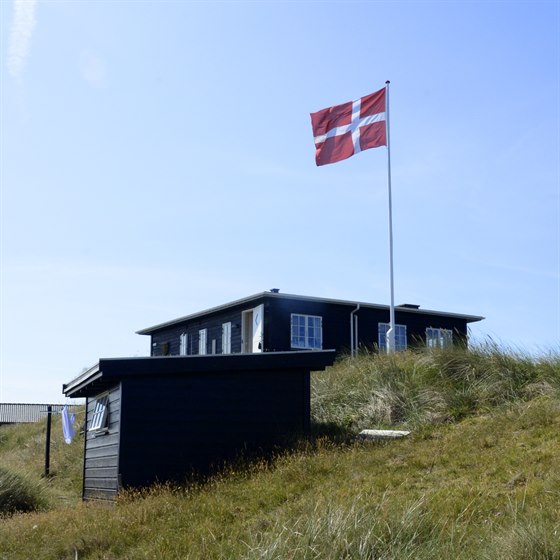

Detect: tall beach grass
312,342,560,436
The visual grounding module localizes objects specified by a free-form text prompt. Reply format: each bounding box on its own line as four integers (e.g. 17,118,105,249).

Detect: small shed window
89,395,109,432
378,323,407,352
426,327,453,349
291,314,322,349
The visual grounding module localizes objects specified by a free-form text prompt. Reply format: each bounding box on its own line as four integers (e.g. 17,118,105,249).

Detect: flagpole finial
385,80,390,85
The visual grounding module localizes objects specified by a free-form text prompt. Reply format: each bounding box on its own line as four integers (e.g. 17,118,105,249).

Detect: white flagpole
385,80,396,353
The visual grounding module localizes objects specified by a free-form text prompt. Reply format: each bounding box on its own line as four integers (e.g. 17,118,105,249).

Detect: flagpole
385,80,396,353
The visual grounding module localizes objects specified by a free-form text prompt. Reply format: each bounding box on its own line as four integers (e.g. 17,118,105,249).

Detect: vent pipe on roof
270,288,280,293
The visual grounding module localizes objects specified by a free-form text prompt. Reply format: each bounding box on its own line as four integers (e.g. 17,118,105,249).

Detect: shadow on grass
310,421,356,444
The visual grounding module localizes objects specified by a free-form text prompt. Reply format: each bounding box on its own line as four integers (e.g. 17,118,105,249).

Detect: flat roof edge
62,350,337,398
137,292,484,335
63,365,102,397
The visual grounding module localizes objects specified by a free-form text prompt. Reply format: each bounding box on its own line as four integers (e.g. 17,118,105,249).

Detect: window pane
426,327,452,349
291,314,322,349
378,323,407,352
89,396,108,431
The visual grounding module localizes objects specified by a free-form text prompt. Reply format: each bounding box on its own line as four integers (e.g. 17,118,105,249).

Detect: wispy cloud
7,0,37,81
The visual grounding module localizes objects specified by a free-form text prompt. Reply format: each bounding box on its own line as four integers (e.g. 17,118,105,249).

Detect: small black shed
63,351,335,501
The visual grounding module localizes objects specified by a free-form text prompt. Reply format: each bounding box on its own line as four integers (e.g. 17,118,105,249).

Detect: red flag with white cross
310,87,387,166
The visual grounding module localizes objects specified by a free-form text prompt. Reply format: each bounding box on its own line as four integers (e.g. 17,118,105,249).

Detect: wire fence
0,403,81,424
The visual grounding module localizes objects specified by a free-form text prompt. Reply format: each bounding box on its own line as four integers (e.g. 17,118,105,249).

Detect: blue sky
1,0,558,403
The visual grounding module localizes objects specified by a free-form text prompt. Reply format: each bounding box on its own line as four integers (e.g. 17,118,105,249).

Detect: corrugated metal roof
0,403,80,424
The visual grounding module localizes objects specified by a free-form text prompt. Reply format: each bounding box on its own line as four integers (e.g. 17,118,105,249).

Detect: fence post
44,405,52,478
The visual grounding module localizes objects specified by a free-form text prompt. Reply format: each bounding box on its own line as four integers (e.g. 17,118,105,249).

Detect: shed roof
63,350,336,399
136,291,484,335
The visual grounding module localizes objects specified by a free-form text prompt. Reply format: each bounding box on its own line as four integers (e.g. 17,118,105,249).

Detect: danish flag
310,87,387,166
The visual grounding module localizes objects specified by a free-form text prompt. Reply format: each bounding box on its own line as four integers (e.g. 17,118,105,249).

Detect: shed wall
118,369,309,489
83,384,121,501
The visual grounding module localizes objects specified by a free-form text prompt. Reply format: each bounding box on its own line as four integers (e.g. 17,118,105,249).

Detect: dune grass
0,345,558,559
312,342,560,436
0,467,48,515
0,407,85,511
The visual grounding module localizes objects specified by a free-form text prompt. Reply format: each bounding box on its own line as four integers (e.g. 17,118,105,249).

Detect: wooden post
44,405,52,478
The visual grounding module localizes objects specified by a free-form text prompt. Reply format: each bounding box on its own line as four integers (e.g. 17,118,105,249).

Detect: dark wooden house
137,291,483,357
63,350,335,501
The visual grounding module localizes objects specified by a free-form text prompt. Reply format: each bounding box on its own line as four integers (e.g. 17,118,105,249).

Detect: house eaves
136,291,484,336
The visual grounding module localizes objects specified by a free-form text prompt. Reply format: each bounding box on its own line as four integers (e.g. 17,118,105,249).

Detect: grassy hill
1,345,559,559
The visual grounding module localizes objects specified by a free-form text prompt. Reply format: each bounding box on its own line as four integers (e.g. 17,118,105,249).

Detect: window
89,395,108,432
222,322,232,354
426,327,453,349
179,332,187,356
378,323,407,352
198,329,207,355
291,314,322,349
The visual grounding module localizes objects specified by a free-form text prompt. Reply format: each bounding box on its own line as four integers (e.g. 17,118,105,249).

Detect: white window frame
222,322,232,354
198,328,207,355
290,314,323,350
426,327,453,349
378,323,407,352
89,395,109,432
179,332,187,356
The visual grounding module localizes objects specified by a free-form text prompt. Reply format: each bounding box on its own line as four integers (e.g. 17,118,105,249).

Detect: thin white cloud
7,0,37,81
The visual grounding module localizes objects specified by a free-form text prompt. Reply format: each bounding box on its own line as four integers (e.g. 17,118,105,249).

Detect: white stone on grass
357,429,410,441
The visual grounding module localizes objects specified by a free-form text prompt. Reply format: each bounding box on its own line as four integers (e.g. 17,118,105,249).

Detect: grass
0,407,85,510
312,342,560,435
0,345,559,559
0,467,47,515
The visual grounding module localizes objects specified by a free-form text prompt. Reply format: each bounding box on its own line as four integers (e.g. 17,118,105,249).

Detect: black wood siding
150,309,245,357
83,385,121,501
147,296,471,357
117,369,310,489
265,298,469,353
